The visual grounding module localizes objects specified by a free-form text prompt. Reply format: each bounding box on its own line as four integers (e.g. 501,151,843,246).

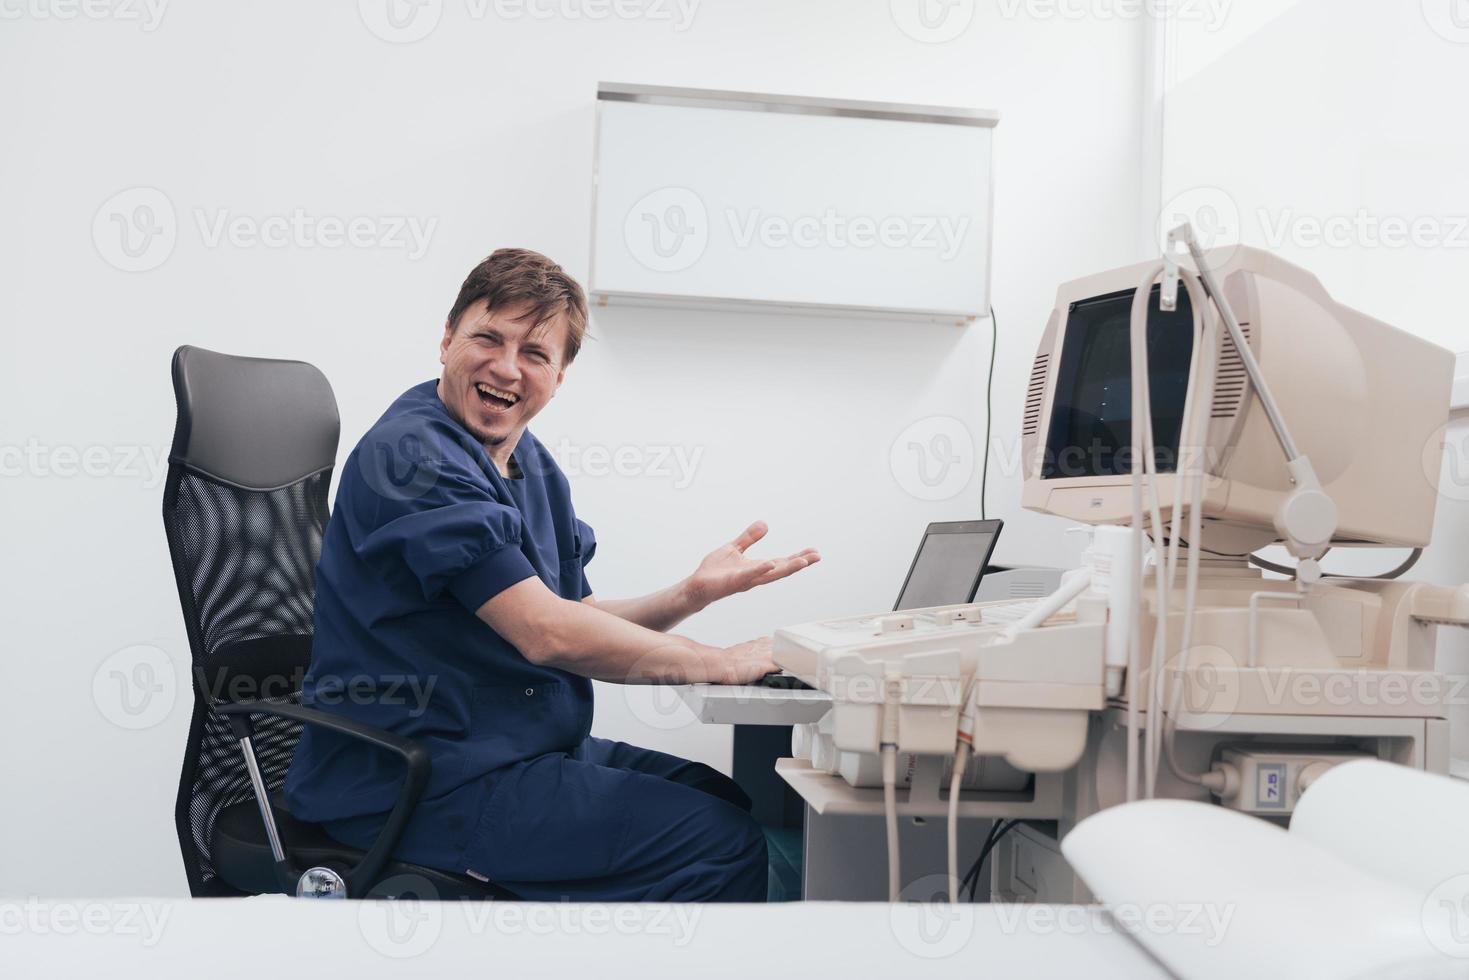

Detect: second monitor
893,519,1003,611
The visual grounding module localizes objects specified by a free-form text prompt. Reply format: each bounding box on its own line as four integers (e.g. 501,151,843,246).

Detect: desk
677,683,831,727
6,895,1173,978
678,685,1008,901
677,683,830,829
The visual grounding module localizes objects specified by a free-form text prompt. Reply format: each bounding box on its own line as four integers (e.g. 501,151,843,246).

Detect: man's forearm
537,606,727,683
479,577,743,684
588,578,705,632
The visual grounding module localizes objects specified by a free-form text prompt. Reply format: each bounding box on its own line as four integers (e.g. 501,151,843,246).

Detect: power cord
1248,547,1421,581
961,818,1020,901
980,306,998,521
881,674,903,901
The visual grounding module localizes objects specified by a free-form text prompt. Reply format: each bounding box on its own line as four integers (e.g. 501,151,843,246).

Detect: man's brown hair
446,248,589,364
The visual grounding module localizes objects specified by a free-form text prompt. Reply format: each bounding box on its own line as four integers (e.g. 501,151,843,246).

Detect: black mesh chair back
162,346,509,901
162,345,339,896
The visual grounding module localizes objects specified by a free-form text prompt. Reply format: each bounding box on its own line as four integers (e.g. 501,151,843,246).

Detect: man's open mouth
475,381,520,413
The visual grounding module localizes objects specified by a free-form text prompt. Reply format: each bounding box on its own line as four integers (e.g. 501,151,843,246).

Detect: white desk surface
7,896,1172,979
676,682,832,726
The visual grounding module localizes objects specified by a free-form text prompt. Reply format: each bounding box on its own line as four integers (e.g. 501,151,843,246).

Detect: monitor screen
1042,284,1196,479
894,520,1002,611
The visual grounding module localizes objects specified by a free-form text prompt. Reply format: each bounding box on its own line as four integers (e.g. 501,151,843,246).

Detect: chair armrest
217,700,430,897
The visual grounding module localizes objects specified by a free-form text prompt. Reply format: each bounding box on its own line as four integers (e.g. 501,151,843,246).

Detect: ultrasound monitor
1041,283,1195,480
1019,245,1454,553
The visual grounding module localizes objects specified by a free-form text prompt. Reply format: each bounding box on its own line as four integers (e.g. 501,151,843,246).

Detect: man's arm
580,521,819,632
580,582,700,633
478,576,776,684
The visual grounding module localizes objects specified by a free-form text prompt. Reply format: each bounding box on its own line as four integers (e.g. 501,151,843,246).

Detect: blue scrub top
284,380,596,823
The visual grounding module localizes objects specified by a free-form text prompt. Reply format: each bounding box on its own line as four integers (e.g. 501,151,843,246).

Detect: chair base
211,799,517,900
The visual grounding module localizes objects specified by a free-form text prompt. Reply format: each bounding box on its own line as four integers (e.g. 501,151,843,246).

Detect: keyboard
751,672,814,691
773,597,1075,679
970,597,1047,625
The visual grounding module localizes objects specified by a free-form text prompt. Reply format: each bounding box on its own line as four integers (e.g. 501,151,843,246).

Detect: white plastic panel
1061,799,1444,979
591,89,995,319
1453,351,1469,410
1290,758,1469,897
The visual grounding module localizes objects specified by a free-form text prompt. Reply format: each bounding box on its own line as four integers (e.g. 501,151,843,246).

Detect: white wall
1158,0,1469,753
1159,0,1469,350
0,1,1148,896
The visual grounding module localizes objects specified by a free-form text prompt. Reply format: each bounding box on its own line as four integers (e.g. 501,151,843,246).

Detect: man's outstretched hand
684,521,820,611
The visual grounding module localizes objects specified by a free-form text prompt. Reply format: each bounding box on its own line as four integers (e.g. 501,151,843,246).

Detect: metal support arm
217,700,431,897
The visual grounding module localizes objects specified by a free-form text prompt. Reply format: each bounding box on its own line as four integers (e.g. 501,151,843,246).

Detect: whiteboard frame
589,82,999,323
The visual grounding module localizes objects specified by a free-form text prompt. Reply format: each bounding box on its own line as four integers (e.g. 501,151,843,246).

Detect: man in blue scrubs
284,248,819,902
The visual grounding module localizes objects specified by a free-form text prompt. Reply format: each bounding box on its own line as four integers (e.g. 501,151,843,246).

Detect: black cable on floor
961,818,1019,901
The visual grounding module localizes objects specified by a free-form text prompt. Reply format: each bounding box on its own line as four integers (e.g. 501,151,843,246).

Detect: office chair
162,345,512,900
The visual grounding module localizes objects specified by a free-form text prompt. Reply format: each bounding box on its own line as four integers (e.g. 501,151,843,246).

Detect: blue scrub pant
464,737,768,903
329,737,769,903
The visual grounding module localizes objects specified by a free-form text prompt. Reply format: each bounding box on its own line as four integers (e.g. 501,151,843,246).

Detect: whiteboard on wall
590,84,998,322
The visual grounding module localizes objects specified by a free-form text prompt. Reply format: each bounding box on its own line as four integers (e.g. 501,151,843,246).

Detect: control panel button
877,615,915,633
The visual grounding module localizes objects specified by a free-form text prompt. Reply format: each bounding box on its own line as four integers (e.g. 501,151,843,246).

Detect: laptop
892,519,1004,611
754,519,1004,689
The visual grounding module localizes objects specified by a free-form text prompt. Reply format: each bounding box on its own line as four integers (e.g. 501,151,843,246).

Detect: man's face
437,299,568,452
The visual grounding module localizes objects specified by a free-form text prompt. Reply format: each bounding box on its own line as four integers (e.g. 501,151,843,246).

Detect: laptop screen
893,520,1003,611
